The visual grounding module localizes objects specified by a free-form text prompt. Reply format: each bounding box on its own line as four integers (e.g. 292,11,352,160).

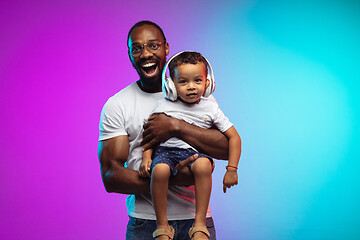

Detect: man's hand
170,154,198,186
139,158,152,178
223,169,238,193
141,113,178,151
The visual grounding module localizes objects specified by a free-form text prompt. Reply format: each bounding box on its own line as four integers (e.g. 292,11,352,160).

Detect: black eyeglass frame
128,41,166,57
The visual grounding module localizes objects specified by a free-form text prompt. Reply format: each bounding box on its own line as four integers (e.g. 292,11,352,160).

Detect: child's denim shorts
150,146,213,176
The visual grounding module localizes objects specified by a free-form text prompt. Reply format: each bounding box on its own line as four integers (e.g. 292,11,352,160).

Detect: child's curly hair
169,51,208,79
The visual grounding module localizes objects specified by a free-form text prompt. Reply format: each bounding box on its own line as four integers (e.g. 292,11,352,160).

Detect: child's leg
190,157,213,227
151,163,171,230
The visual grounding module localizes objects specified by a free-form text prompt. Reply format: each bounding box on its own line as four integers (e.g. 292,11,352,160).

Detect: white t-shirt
99,82,211,220
154,98,233,151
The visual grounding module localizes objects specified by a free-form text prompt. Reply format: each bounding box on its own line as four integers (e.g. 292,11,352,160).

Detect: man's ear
165,42,169,56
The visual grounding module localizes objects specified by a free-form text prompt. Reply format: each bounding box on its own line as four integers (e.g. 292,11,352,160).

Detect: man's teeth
142,63,156,68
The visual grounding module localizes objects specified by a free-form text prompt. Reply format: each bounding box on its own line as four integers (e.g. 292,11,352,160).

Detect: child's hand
139,159,152,178
223,169,238,193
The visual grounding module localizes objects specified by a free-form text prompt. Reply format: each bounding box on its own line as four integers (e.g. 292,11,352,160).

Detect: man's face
128,25,169,83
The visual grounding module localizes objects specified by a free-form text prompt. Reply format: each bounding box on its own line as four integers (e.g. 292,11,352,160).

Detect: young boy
139,51,241,240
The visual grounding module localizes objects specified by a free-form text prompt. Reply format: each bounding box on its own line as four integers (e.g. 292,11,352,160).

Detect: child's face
173,63,209,104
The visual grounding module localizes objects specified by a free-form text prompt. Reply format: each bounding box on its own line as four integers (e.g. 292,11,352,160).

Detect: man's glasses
129,41,165,57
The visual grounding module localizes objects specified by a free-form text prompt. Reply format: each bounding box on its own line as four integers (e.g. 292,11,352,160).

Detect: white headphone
162,51,216,101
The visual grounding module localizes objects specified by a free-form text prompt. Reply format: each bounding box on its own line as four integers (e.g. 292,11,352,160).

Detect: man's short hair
127,20,166,46
169,51,208,79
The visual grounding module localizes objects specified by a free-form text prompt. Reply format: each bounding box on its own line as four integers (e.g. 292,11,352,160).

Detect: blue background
1,0,359,239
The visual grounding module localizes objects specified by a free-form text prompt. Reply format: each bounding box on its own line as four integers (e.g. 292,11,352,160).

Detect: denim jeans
126,216,216,240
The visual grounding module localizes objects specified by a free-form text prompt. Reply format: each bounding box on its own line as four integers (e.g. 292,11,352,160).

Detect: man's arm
98,135,196,194
98,135,151,194
142,113,229,159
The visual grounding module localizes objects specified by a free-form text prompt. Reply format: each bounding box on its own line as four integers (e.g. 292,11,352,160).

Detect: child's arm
139,149,153,178
222,126,241,193
142,113,229,159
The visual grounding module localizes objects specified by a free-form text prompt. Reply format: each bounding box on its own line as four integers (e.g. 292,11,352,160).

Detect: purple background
1,0,359,239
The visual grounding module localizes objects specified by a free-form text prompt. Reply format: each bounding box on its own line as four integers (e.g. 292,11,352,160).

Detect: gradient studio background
1,0,359,239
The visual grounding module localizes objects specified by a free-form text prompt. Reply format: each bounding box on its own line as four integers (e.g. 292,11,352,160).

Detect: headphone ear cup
162,51,185,101
162,77,178,101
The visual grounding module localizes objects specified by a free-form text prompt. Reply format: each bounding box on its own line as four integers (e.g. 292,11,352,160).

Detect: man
98,21,229,240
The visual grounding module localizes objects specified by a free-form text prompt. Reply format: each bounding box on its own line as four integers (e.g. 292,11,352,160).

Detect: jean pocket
127,217,148,231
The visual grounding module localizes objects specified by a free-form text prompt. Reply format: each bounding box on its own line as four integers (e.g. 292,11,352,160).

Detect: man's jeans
126,216,216,240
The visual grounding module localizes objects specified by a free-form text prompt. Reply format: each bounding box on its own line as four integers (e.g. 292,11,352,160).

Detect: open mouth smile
140,62,159,77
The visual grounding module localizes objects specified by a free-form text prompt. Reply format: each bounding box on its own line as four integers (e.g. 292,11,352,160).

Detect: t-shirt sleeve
98,97,127,141
213,105,233,133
